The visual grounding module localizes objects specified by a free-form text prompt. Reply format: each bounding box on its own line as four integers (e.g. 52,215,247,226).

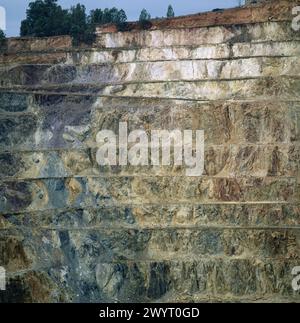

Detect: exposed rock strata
0,1,299,303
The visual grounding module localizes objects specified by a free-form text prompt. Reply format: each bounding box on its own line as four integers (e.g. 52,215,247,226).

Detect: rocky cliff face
0,1,300,303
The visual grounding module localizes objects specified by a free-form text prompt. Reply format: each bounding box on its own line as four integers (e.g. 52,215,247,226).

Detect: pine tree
69,4,96,46
109,7,120,23
139,9,151,22
69,4,87,45
139,8,151,29
167,5,175,18
116,9,128,31
90,9,103,25
0,29,6,50
117,9,127,24
102,8,112,24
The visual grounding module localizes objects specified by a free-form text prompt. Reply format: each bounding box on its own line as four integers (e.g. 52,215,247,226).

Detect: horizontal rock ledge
1,203,299,229
0,177,299,214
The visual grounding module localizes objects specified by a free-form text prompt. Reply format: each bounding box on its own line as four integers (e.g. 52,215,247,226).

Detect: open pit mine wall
0,0,300,303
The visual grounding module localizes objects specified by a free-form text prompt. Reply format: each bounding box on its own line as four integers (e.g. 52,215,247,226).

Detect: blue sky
1,0,240,37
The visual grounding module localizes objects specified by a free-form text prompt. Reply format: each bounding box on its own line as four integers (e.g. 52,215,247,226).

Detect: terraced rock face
0,1,300,303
